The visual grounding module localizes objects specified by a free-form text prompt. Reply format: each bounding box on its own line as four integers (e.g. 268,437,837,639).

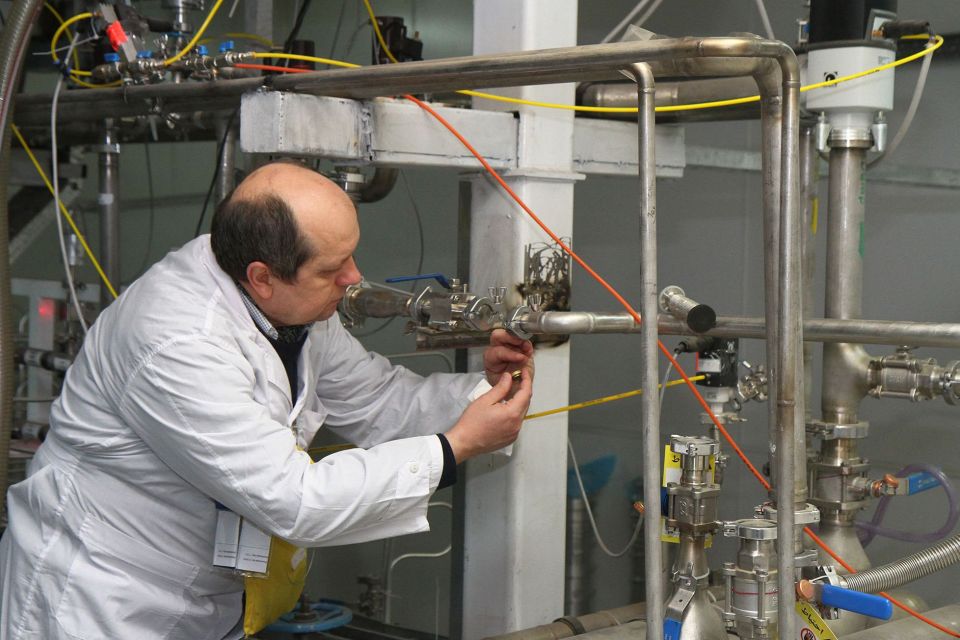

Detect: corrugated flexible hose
843,533,960,594
0,0,46,522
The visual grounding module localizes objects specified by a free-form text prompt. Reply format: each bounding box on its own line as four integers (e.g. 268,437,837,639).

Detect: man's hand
444,368,533,463
483,329,535,390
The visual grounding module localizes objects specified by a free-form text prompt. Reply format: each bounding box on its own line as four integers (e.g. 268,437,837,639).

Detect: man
0,162,533,639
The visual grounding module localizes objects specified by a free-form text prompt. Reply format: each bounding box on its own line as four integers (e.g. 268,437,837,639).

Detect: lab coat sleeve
313,318,488,448
118,335,446,546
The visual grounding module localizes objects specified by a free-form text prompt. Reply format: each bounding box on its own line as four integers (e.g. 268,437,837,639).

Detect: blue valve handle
663,618,683,640
820,584,893,620
385,273,452,289
907,472,940,495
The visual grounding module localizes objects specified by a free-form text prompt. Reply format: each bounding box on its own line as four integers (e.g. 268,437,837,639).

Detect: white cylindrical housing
805,44,896,118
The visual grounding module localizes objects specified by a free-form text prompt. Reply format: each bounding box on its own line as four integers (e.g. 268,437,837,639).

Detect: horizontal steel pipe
268,37,786,97
512,311,960,348
14,79,262,126
15,39,780,125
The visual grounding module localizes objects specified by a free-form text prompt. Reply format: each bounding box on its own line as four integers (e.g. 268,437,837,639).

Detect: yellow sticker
660,444,715,545
795,600,838,640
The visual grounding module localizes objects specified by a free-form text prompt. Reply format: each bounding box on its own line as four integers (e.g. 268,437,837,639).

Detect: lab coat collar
195,236,315,424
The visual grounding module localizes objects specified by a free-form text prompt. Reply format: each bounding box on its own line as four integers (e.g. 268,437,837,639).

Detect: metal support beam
461,1,578,636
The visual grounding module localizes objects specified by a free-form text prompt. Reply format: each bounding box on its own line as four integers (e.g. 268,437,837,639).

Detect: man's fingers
481,372,514,404
490,329,528,349
487,345,528,365
508,368,534,408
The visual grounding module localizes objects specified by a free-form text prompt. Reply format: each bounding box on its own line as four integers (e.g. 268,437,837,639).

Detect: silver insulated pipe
843,533,960,594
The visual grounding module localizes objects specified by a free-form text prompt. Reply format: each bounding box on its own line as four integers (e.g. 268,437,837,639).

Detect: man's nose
337,257,362,287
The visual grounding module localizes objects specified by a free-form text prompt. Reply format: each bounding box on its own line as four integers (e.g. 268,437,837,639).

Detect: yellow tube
163,0,225,65
10,125,118,299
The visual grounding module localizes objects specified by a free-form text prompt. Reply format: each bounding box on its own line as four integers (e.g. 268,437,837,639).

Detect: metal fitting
867,347,960,404
671,435,719,458
659,285,716,334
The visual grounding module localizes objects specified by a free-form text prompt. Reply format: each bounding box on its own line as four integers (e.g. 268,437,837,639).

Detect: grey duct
214,116,238,204
579,76,761,121
360,168,399,203
0,0,46,520
842,533,960,595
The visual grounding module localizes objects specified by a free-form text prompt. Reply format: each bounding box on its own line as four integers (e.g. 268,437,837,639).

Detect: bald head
210,161,360,285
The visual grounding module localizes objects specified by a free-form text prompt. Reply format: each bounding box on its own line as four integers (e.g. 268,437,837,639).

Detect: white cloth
0,236,483,640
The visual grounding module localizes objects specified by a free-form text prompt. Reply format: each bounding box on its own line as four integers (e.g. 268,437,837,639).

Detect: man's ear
245,261,274,300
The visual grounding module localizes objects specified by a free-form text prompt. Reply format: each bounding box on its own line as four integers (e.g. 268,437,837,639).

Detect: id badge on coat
212,502,270,575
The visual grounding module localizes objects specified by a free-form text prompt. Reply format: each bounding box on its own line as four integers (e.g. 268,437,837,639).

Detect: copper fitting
797,579,816,602
633,501,645,515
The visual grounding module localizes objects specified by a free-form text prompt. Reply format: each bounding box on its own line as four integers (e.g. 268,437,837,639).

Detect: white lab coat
0,236,484,640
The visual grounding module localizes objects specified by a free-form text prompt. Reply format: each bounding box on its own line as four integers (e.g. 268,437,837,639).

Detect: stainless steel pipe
774,50,803,640
511,312,960,348
98,122,121,307
626,61,663,640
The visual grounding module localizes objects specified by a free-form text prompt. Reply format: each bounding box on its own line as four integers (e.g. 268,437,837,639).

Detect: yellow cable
306,375,705,456
362,0,400,64
44,2,82,72
163,0,225,65
801,35,943,92
524,375,705,421
50,12,93,76
10,125,119,300
251,52,360,70
360,3,943,115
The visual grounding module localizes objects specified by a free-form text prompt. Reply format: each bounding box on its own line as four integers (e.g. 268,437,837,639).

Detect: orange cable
248,60,958,638
402,94,958,638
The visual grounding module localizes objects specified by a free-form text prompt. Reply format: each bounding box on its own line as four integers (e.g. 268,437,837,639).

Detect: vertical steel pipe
775,53,803,640
627,61,662,640
215,116,238,205
98,122,120,308
758,73,782,507
821,147,871,426
800,128,818,425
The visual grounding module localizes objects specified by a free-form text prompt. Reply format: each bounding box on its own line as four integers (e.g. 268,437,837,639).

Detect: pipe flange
759,502,820,525
505,305,532,341
806,419,869,440
463,297,499,332
727,518,777,541
942,361,960,406
659,285,685,313
794,548,820,567
828,128,874,149
670,434,719,457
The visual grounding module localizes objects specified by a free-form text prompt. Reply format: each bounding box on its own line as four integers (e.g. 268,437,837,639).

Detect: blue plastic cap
663,619,683,640
136,50,153,59
103,52,120,63
907,472,940,495
196,45,209,56
820,584,893,620
219,40,235,53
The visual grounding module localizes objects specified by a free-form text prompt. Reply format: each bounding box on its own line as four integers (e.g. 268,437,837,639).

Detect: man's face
270,239,362,326
255,171,363,326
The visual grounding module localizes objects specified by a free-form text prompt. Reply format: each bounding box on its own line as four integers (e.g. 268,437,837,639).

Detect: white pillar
461,1,579,636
